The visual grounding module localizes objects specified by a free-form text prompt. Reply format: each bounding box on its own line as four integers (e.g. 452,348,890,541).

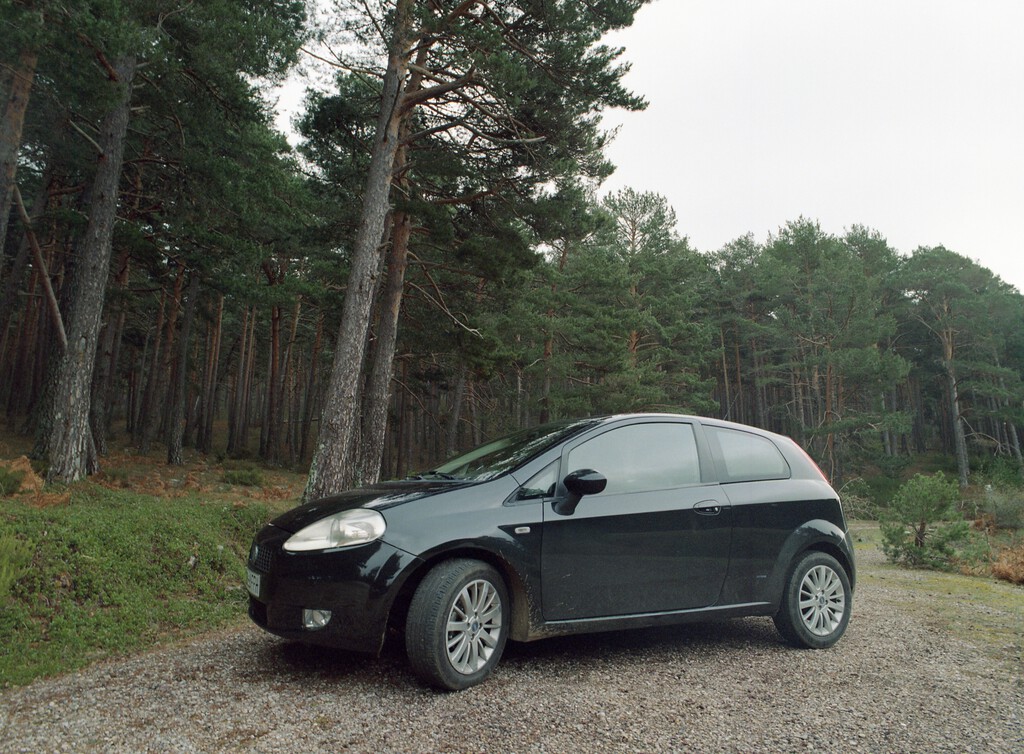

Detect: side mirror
564,469,607,497
553,469,607,515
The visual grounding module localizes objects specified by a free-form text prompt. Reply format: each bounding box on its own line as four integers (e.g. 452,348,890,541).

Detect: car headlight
283,509,386,552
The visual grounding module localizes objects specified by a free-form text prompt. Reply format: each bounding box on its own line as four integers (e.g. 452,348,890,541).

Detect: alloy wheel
445,579,503,674
798,564,846,636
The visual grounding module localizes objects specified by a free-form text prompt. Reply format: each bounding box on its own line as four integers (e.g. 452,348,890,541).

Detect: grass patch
0,467,25,497
0,484,294,687
0,533,33,601
850,521,1024,671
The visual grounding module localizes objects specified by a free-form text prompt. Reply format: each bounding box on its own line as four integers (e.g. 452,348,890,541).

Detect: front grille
249,542,274,573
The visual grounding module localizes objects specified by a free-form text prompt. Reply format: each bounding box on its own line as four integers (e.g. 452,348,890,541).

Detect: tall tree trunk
824,357,836,481
719,325,731,420
304,0,415,501
199,294,223,455
168,272,200,464
226,306,250,456
998,376,1024,474
358,206,409,485
540,241,570,424
6,255,45,423
880,391,893,458
134,291,166,445
942,333,970,488
280,296,301,463
262,299,281,460
89,250,129,456
0,47,37,261
272,297,299,463
947,365,970,489
40,55,136,483
233,307,258,456
1007,418,1024,476
445,366,467,457
357,71,427,486
139,264,185,453
298,313,323,464
733,336,744,424
127,324,149,435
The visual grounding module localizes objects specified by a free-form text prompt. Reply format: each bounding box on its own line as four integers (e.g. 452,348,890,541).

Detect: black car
246,414,855,690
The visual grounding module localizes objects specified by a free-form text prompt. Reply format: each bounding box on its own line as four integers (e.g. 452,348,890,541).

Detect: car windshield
414,418,601,482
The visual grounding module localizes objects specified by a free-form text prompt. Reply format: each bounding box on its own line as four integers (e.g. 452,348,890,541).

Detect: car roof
596,413,791,441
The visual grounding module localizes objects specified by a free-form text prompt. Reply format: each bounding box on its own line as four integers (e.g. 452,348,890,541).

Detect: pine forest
2,0,1023,501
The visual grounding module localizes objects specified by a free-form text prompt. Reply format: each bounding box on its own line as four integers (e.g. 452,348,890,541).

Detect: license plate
245,568,261,598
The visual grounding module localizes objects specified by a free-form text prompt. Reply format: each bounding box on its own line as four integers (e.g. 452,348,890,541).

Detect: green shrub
980,487,1024,530
973,456,1024,489
0,534,33,602
222,468,265,487
0,468,25,497
880,472,973,569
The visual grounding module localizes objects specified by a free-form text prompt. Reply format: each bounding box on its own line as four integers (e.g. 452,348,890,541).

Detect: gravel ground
1,546,1021,753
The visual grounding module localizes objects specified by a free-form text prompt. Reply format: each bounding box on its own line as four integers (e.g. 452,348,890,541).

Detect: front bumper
246,523,420,654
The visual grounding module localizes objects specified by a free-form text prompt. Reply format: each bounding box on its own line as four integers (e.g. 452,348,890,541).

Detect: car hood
269,480,472,533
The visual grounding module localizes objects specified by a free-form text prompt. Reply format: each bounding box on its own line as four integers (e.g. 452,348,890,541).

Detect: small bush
222,469,265,487
880,472,973,569
0,534,33,602
980,487,1024,530
0,468,25,497
838,478,878,520
973,456,1024,489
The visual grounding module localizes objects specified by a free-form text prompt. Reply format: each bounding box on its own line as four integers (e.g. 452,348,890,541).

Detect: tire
773,551,851,649
405,559,509,690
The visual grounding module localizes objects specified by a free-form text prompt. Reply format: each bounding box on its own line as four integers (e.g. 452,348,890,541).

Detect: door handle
693,501,723,515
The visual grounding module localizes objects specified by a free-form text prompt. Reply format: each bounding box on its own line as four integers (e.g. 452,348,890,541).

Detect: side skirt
521,601,774,642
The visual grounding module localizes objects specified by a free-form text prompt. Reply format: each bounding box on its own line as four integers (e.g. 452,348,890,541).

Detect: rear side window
707,426,790,482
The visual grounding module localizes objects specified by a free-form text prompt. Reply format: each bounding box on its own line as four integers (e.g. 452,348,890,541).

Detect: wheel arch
803,540,855,592
385,544,533,643
767,519,856,610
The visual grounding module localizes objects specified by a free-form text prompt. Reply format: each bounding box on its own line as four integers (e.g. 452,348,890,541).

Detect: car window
707,426,790,482
515,462,558,501
566,423,700,495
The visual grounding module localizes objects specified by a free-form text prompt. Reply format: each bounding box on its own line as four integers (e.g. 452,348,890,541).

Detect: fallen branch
13,183,67,350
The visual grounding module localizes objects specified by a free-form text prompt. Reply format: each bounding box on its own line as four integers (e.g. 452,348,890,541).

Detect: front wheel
405,559,509,690
774,551,851,649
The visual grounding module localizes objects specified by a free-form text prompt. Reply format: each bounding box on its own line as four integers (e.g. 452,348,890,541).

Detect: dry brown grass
0,456,71,508
991,543,1024,585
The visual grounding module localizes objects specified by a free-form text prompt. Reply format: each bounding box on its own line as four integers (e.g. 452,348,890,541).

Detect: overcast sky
599,0,1024,291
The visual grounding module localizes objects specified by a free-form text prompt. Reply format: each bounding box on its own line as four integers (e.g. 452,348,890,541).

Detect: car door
540,420,732,621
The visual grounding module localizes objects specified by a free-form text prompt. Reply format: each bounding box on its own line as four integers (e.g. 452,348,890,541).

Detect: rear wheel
774,551,851,649
405,559,509,690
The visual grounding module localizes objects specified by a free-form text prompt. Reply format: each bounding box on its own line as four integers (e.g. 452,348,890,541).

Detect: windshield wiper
406,470,458,481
